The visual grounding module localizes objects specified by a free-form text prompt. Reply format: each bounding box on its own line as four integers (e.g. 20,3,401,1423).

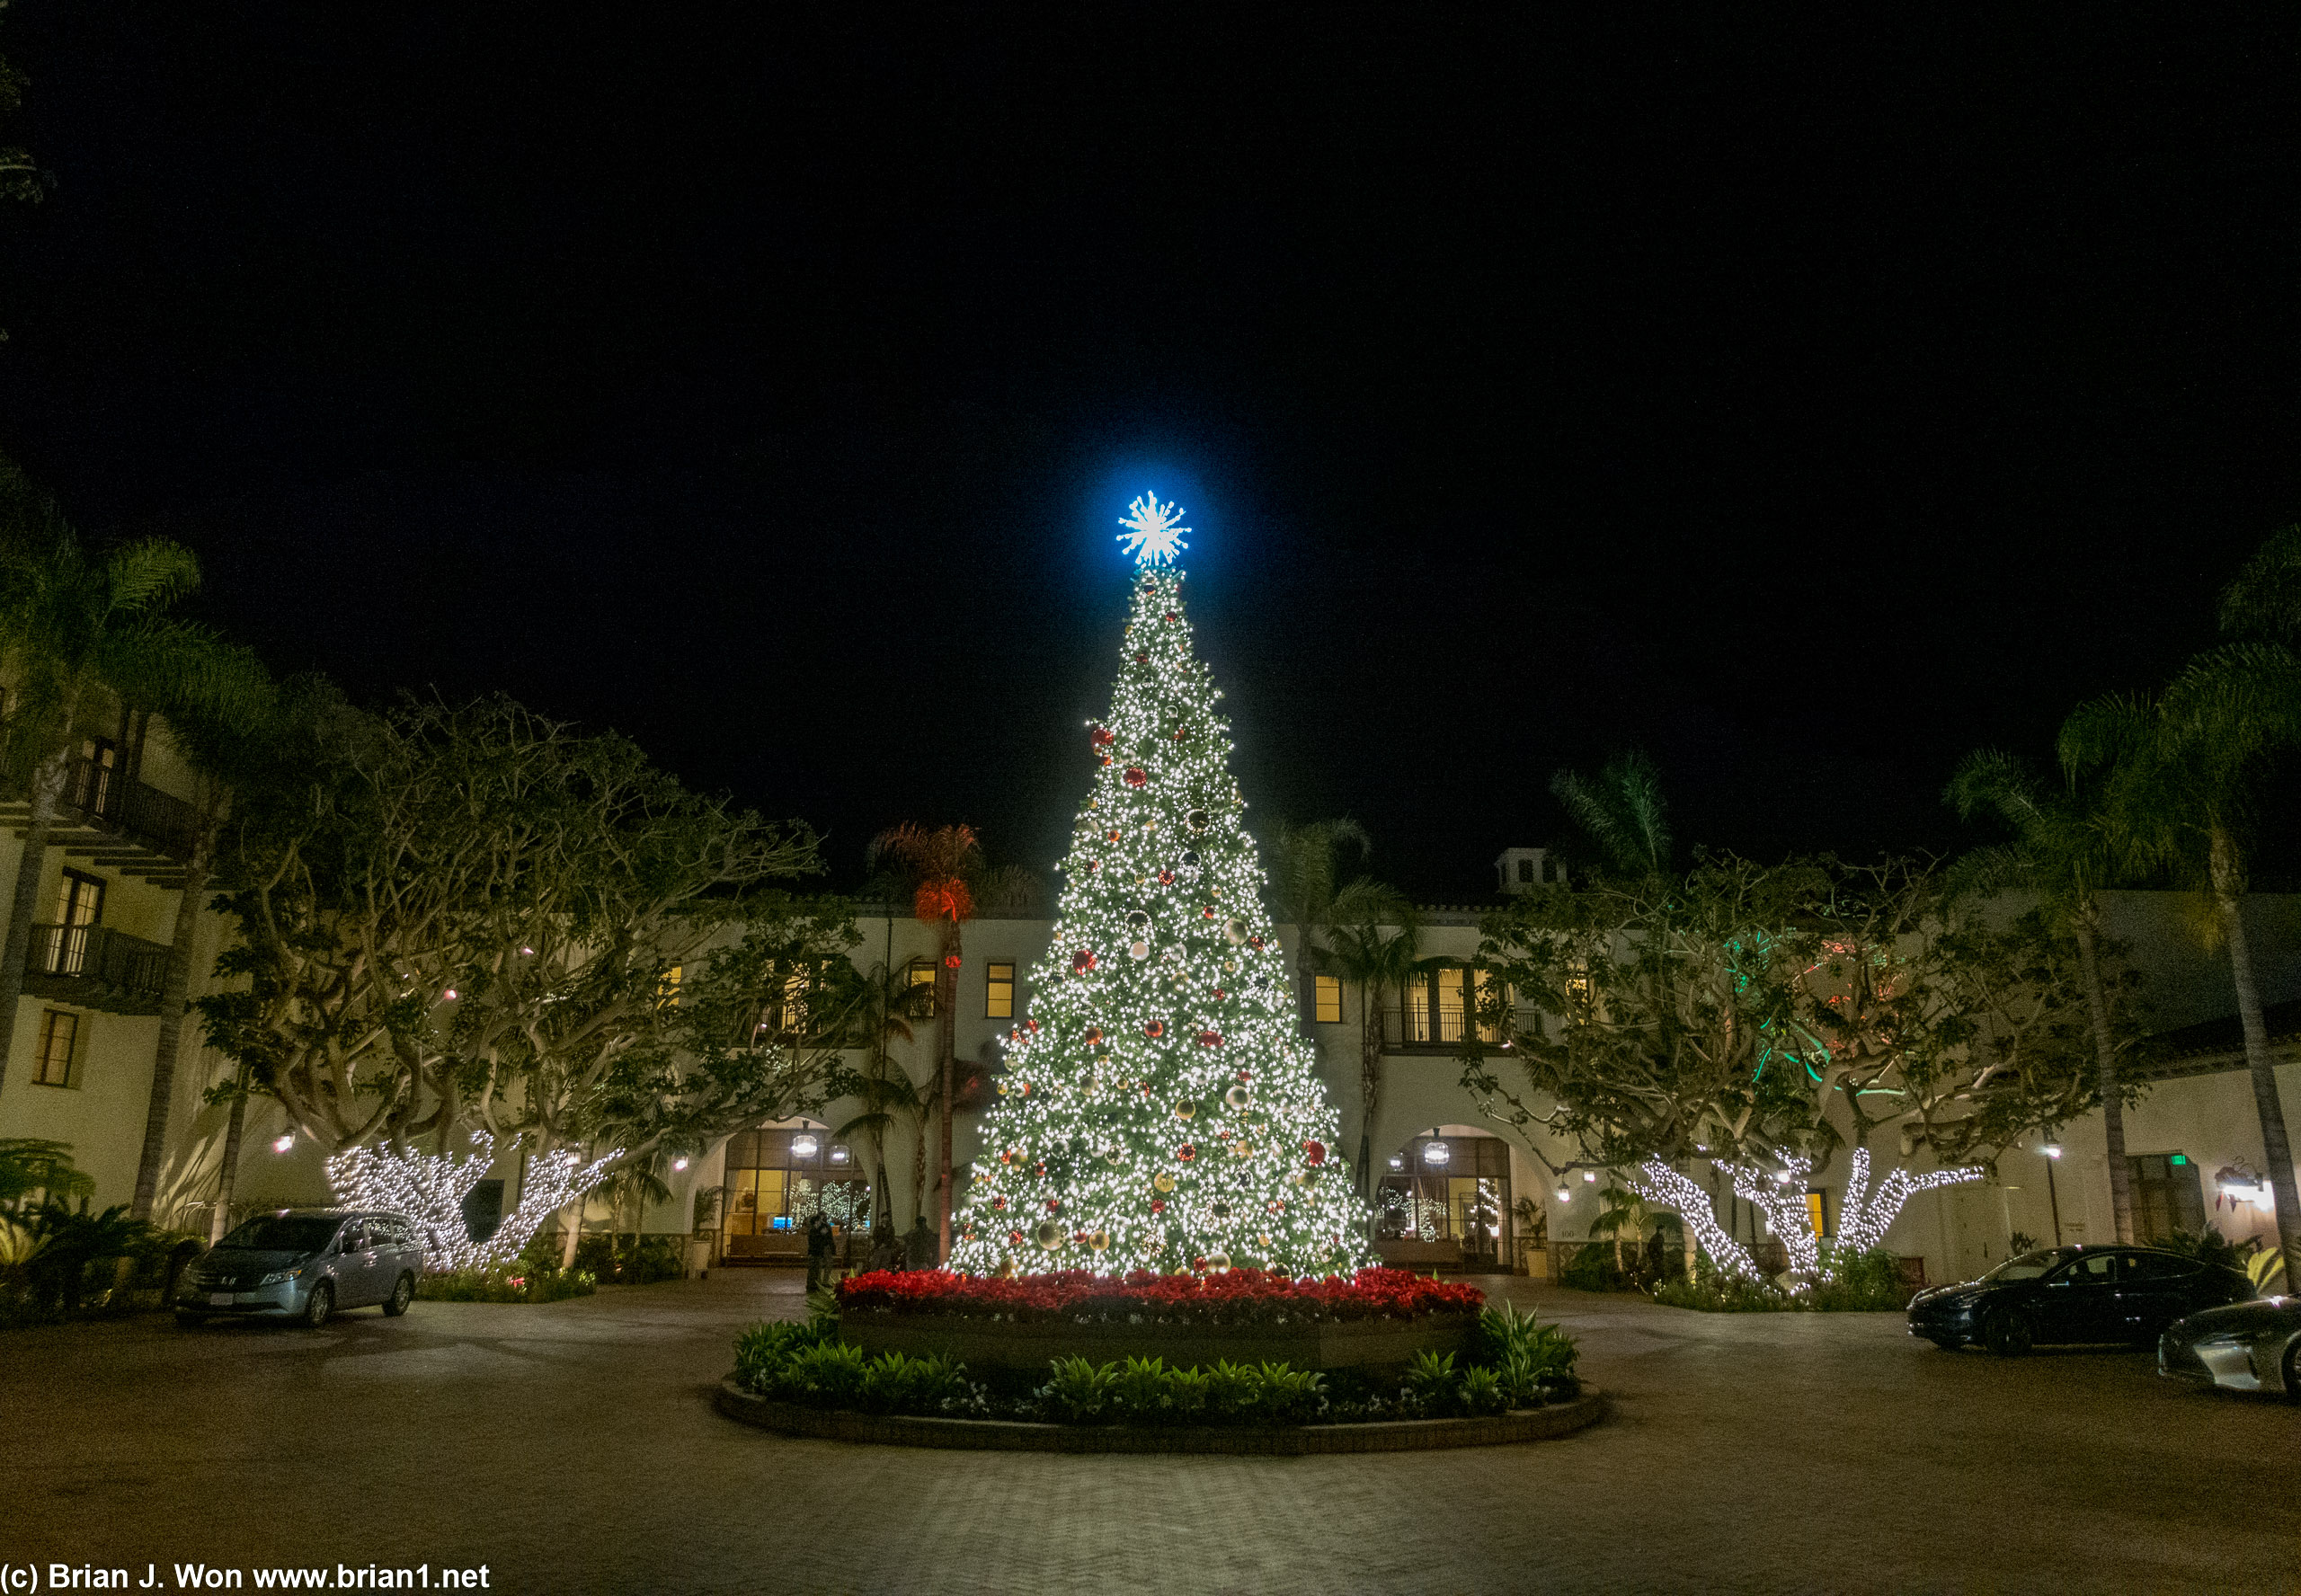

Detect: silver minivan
176,1208,425,1328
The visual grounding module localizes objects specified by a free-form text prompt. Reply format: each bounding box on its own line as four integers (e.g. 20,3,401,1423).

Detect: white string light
1627,1159,1759,1281
1833,1147,1981,1256
327,1131,621,1272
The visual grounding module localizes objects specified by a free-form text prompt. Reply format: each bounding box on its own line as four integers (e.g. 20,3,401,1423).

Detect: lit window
906,960,938,1019
986,962,1015,1019
32,1010,76,1087
1805,1190,1827,1239
1313,975,1342,1024
658,964,683,1002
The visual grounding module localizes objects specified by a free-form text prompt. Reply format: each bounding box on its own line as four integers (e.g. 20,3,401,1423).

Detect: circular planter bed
838,1310,1477,1373
715,1376,1606,1453
834,1265,1482,1373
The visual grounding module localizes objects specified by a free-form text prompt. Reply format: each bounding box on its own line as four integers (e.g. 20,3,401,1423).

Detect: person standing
804,1210,836,1290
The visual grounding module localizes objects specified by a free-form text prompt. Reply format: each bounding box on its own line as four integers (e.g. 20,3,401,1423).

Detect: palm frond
102,537,201,616
2217,523,2301,643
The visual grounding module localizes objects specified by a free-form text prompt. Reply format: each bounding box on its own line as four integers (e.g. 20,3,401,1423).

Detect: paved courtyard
4,1271,2297,1596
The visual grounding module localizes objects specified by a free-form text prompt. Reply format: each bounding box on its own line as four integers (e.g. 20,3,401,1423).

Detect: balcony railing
24,923,171,1014
58,753,198,860
1382,1004,1468,1050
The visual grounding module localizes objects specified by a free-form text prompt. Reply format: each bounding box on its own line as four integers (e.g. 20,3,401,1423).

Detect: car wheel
1985,1309,2033,1357
381,1272,414,1317
302,1281,334,1330
173,1309,208,1328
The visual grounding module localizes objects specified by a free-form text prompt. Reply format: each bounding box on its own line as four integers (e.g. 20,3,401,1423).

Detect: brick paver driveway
6,1272,2297,1595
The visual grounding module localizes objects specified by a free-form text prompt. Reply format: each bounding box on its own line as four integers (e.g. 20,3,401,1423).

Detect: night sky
0,9,2294,900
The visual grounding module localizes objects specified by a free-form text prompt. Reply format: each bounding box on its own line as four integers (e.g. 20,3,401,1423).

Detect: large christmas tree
949,496,1373,1278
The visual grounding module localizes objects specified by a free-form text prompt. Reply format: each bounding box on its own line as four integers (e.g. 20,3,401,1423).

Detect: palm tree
2061,678,2301,1293
1266,818,1371,953
122,660,286,1223
831,960,925,1231
0,475,255,1095
1550,750,1673,877
1313,879,1426,1196
866,822,982,1264
1945,749,2141,1242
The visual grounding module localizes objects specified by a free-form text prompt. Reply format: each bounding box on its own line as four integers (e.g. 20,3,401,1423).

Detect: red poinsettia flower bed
835,1266,1483,1326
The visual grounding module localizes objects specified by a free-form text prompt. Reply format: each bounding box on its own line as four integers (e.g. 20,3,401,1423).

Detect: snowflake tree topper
1116,492,1190,565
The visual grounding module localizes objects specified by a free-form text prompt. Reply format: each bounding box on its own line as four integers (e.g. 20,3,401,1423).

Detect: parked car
1906,1245,2252,1355
176,1209,424,1328
2158,1296,2301,1397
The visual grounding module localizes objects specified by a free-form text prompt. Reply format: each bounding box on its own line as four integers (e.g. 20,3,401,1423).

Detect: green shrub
573,1234,687,1285
1808,1246,1915,1310
857,1351,967,1415
1405,1349,1461,1415
418,1267,596,1303
733,1318,831,1391
1249,1362,1326,1424
778,1340,869,1408
1042,1355,1116,1423
1200,1359,1260,1421
1459,1365,1507,1416
1112,1356,1177,1424
1558,1244,1623,1292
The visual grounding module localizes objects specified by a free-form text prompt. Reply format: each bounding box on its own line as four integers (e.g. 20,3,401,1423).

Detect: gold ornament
1174,1101,1195,1120
1154,1172,1176,1193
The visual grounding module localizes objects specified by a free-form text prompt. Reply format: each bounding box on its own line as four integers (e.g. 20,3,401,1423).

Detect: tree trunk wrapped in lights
947,498,1371,1278
327,1132,620,1272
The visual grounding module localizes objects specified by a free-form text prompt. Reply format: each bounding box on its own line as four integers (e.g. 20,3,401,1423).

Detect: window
72,736,119,819
986,962,1015,1019
1313,974,1342,1024
47,869,104,976
1805,1190,1828,1239
905,960,938,1019
1516,857,1534,884
2054,1253,2117,1284
721,1128,872,1256
31,1010,76,1086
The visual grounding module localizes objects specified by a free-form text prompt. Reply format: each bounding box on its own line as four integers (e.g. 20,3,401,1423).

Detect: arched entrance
1373,1127,1514,1269
721,1120,873,1260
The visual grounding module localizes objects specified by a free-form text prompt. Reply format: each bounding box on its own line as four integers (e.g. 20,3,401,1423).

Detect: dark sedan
2159,1296,2301,1396
1907,1245,2252,1355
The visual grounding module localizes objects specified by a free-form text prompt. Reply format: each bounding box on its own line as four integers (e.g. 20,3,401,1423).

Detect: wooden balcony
0,753,195,890
23,923,173,1015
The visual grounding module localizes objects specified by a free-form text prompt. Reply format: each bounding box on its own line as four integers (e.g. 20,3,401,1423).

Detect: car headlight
259,1268,305,1286
2192,1333,2250,1351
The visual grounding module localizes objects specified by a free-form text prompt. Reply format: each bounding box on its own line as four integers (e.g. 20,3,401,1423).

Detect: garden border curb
712,1377,1607,1453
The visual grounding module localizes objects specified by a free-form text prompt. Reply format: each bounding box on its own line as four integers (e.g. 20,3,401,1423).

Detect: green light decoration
946,543,1372,1278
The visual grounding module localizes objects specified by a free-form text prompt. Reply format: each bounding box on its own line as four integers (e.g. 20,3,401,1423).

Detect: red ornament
1150,1198,1167,1214
1100,755,1114,767
1008,1229,1025,1246
1084,859,1098,873
944,953,962,969
1123,766,1149,788
1302,1139,1327,1166
1091,726,1115,748
1072,948,1096,973
1171,727,1186,740
1026,1018,1041,1033
1084,1027,1103,1045
1213,989,1228,1001
1143,1020,1165,1039
1159,869,1175,884
1046,1199,1062,1213
1235,1069,1250,1082
991,1196,1007,1210
1202,906,1215,918
1106,828,1122,842
1248,936,1266,950
1196,1030,1222,1048
1034,1163,1046,1176
1162,611,1177,622
1177,1144,1196,1162
1134,651,1150,663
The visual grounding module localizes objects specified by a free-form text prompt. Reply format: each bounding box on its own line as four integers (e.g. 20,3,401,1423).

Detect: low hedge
417,1267,596,1303
1653,1246,1914,1313
733,1299,1577,1426
836,1265,1482,1326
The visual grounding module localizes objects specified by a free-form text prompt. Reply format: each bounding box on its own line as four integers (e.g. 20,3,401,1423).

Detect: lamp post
2039,1139,2064,1246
